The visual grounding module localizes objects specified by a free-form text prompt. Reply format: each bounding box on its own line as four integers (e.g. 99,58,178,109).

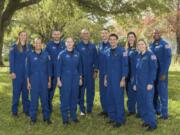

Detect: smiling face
52,31,61,41
34,38,42,51
19,32,27,44
128,34,136,47
109,35,118,48
66,37,74,51
153,29,161,41
137,40,147,53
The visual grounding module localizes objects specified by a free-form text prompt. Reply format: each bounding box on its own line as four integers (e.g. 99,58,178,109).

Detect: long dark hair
125,32,137,50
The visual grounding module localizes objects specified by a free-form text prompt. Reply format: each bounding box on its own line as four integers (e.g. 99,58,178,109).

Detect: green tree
0,0,42,66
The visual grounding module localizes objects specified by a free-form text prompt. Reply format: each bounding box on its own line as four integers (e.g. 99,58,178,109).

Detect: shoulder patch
165,44,171,49
123,51,128,57
151,54,157,60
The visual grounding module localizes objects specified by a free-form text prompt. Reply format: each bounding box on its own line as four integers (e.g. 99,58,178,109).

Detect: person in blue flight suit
97,28,110,117
133,39,157,131
57,37,83,125
26,37,52,124
104,33,128,128
76,29,98,116
149,29,172,119
45,30,66,113
125,32,139,117
9,31,31,117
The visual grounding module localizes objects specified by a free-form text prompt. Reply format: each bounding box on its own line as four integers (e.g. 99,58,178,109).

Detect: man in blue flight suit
104,33,128,128
45,30,66,113
97,28,110,117
76,29,98,116
57,37,83,125
27,38,52,124
9,31,31,117
149,29,172,119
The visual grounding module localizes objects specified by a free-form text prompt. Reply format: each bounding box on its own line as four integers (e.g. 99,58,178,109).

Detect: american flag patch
48,56,51,60
165,44,171,49
151,55,157,60
10,47,14,51
123,52,128,57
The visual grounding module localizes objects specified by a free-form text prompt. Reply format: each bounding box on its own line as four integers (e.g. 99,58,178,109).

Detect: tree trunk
176,0,180,55
175,0,180,63
0,19,4,66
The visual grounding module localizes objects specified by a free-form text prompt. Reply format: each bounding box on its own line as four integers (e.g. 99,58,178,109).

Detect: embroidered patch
66,54,70,58
48,56,51,60
34,57,38,60
123,52,128,57
165,44,171,49
52,46,56,49
81,47,86,51
151,55,157,60
74,54,78,57
10,47,14,51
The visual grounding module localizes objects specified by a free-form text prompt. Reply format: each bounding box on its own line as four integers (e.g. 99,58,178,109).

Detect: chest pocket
137,56,148,69
111,52,121,62
154,45,163,56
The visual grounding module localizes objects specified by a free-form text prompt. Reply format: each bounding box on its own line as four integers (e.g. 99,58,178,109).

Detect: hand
57,79,62,88
27,82,31,91
10,72,16,79
93,71,98,79
133,85,137,91
147,84,153,91
104,78,107,87
48,81,51,89
79,78,83,86
120,79,125,88
160,75,166,81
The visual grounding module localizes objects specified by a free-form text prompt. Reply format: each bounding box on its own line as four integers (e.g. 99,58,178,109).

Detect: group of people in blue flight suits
9,28,172,131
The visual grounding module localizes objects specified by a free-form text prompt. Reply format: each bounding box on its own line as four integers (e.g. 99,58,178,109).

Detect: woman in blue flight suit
125,32,139,116
26,38,52,124
133,39,157,131
9,31,31,117
57,37,83,125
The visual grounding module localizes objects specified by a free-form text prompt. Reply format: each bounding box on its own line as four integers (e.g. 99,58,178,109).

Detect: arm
56,53,63,87
93,45,98,79
120,49,129,88
26,55,31,91
148,54,157,85
122,49,129,79
161,44,172,76
9,45,15,74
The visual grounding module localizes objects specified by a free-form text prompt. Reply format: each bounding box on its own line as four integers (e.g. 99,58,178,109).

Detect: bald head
81,28,90,41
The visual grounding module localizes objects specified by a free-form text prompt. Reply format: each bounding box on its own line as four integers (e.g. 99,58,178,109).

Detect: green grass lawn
0,63,180,135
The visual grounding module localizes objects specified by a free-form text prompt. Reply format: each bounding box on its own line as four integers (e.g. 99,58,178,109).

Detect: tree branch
2,0,41,28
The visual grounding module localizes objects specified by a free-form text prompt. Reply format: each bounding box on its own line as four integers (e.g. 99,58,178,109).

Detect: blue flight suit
57,49,82,122
26,50,51,121
135,51,157,128
150,38,172,118
97,41,110,113
45,40,66,112
126,47,139,114
9,44,32,115
76,41,98,113
105,46,128,124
